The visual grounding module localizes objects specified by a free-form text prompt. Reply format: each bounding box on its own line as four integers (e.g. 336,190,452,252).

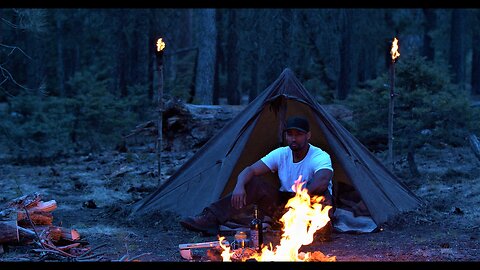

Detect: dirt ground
1,135,480,264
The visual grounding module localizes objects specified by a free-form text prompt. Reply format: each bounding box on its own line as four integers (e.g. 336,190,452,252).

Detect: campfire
218,176,336,262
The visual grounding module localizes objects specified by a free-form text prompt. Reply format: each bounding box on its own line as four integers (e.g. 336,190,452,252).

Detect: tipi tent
130,68,423,227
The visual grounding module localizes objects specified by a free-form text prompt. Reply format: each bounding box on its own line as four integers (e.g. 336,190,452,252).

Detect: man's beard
289,142,301,151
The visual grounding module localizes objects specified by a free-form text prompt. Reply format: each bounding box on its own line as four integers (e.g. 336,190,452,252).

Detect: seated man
180,115,334,240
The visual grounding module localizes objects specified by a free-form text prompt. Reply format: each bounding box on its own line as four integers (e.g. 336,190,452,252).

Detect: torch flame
390,37,400,62
219,175,335,262
156,38,165,52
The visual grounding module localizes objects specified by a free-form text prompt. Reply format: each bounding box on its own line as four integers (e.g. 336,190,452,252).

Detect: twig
32,248,71,257
41,241,76,258
75,252,106,260
22,206,44,249
77,243,108,259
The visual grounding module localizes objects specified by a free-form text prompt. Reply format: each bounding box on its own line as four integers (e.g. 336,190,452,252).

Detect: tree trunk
281,9,292,67
449,9,467,90
249,52,258,103
213,10,222,105
299,12,337,91
422,9,436,62
471,11,480,96
179,9,193,49
337,9,353,100
55,11,66,97
226,9,240,105
407,144,420,178
118,24,129,97
193,9,216,105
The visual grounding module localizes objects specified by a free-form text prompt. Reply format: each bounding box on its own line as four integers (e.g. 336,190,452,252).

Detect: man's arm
306,168,333,196
231,160,271,209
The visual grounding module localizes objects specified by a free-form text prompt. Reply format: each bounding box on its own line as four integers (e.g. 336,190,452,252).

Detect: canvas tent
130,68,423,227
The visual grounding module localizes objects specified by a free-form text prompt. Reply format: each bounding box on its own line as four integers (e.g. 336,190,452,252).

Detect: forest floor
1,114,480,266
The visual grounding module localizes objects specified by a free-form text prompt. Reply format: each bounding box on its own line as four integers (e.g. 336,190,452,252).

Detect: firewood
7,192,41,209
17,226,36,239
0,220,19,244
28,200,57,213
62,228,80,241
44,226,62,242
32,226,82,243
0,208,17,221
17,211,53,226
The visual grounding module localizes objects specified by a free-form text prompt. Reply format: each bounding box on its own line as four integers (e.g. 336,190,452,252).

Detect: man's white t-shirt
260,144,333,194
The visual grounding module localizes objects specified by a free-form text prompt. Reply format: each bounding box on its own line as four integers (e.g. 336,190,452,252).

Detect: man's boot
179,208,220,236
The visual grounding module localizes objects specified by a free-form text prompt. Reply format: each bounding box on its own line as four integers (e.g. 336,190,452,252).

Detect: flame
156,38,165,52
390,37,400,62
218,236,232,262
219,176,335,262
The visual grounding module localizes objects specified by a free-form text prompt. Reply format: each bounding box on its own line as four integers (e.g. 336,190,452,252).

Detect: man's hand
231,185,246,209
231,160,270,210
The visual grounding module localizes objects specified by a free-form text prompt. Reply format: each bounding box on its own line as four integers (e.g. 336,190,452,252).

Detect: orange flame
156,38,165,52
390,37,400,62
219,175,335,262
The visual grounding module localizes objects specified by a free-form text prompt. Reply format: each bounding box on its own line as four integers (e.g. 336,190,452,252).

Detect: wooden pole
155,39,165,183
388,59,396,172
388,37,400,172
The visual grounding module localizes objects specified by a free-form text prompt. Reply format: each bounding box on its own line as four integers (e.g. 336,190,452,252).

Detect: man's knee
246,176,277,193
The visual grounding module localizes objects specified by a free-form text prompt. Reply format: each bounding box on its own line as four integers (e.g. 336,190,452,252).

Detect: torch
388,37,400,172
155,37,166,181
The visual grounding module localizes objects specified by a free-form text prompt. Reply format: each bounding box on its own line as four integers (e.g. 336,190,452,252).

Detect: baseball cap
285,116,310,133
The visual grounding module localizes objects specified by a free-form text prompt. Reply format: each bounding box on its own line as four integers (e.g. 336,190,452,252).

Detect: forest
1,8,479,163
1,8,480,263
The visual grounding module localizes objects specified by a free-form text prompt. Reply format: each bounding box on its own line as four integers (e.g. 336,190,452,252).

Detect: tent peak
281,67,294,76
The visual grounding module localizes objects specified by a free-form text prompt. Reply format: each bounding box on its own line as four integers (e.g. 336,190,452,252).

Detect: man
180,115,334,239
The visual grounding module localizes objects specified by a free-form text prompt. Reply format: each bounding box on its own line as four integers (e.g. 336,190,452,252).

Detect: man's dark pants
205,176,334,225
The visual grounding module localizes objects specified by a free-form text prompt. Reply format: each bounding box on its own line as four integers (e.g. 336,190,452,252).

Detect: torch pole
388,59,395,172
155,41,165,183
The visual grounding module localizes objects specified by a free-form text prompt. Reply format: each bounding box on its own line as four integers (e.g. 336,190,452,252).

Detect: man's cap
285,116,310,133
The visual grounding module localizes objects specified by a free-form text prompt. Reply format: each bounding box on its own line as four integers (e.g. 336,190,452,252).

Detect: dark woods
0,9,479,170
